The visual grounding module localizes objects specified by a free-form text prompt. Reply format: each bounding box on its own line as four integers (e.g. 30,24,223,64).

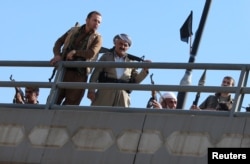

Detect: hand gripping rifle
146,73,163,108
192,69,206,106
10,74,25,103
242,105,250,112
146,73,157,108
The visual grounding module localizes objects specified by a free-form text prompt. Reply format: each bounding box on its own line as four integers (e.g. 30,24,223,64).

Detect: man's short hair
25,87,39,93
223,76,235,86
87,11,102,19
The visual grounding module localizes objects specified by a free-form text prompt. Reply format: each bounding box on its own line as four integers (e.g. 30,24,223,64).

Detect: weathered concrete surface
0,108,249,164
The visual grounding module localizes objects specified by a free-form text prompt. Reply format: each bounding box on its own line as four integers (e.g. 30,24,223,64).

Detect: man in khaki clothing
50,11,102,105
87,34,151,107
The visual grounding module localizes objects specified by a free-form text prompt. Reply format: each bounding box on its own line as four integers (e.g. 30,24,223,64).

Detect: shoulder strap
62,22,81,53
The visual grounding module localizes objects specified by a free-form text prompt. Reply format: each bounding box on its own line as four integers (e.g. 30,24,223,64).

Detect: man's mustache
119,47,125,51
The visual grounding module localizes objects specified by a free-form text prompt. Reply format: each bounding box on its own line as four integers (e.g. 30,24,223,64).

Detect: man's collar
114,52,126,59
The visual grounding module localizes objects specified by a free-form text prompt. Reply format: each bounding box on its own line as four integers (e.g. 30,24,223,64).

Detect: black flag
180,11,193,43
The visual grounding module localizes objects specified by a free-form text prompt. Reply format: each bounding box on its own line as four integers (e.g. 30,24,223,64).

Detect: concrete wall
0,108,249,164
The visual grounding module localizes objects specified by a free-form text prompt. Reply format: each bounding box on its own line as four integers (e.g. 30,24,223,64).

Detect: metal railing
0,60,250,117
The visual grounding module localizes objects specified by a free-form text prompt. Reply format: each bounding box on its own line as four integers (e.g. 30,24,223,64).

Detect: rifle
146,73,163,108
146,73,157,108
192,69,206,106
48,68,57,82
99,47,145,62
242,106,250,112
10,74,25,103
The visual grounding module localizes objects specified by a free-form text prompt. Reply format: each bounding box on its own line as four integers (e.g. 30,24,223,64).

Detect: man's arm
52,31,68,57
14,91,25,104
131,60,151,84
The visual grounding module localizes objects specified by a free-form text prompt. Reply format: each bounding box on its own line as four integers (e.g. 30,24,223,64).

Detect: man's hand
50,55,62,66
142,60,152,72
66,50,76,60
152,100,163,109
190,105,201,110
87,91,95,102
15,92,24,104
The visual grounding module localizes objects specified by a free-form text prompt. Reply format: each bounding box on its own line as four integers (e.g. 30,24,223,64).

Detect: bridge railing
0,60,250,117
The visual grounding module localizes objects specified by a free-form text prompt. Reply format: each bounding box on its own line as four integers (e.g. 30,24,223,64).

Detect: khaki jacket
53,24,102,75
88,52,148,107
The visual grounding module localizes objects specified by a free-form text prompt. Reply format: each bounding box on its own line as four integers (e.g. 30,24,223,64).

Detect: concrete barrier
0,108,249,164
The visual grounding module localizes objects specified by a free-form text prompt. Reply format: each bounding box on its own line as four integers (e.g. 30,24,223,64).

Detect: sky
1,0,250,110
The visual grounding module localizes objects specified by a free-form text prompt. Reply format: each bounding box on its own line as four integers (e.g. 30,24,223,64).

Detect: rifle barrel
99,47,144,62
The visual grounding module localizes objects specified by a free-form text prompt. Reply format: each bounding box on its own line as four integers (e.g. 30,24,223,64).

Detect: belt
66,67,86,76
67,68,78,71
102,77,131,94
105,77,129,83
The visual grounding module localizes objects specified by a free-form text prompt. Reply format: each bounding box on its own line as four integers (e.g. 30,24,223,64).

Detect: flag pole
177,0,212,109
189,35,192,54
